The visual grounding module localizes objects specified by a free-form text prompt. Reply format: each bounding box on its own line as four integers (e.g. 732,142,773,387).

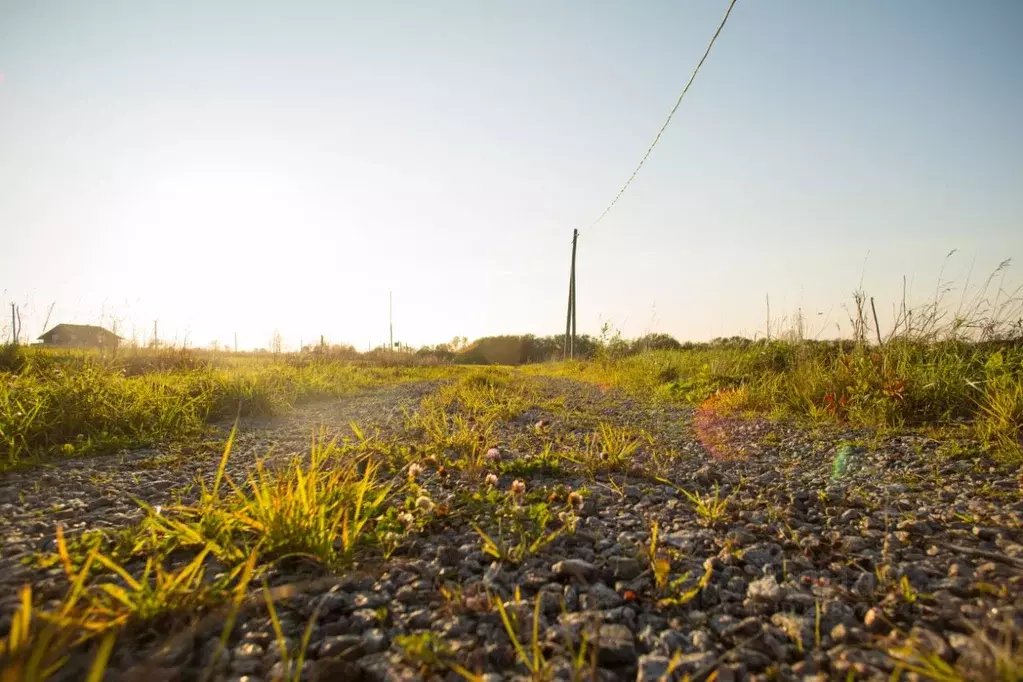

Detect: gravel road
1,376,1021,682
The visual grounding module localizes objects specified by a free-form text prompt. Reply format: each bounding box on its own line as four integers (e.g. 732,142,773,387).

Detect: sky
1,0,1021,350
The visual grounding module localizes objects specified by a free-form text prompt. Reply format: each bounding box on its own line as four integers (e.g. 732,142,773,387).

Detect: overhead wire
591,0,739,229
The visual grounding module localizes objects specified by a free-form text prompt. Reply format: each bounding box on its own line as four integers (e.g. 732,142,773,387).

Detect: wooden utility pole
564,229,579,359
564,249,573,359
571,229,578,358
389,290,394,351
234,332,238,352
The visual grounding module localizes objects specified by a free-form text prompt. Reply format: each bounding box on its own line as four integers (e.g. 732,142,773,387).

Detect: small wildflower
398,511,414,527
408,462,424,478
568,491,584,509
415,496,435,512
383,531,400,545
485,447,501,461
510,479,526,496
485,473,498,487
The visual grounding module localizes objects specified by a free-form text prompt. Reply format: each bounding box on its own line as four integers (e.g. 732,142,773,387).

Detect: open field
1,343,1021,682
0,346,457,469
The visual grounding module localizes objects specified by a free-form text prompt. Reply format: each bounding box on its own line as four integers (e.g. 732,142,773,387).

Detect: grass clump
645,520,715,608
2,425,390,680
395,632,457,677
886,621,1023,682
560,422,644,477
1,525,258,682
0,585,118,682
677,485,732,527
141,429,392,571
403,368,563,478
492,590,546,679
469,487,577,565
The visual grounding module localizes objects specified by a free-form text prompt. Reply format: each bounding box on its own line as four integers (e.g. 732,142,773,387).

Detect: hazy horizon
2,1,1021,351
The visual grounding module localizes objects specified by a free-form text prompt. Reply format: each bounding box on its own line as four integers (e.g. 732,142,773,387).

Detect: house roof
38,323,123,340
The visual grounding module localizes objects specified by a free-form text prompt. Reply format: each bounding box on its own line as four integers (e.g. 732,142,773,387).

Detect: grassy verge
2,428,393,679
1,367,556,678
0,345,457,468
528,338,1023,463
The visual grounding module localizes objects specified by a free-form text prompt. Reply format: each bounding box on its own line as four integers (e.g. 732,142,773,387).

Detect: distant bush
0,343,27,373
449,333,691,365
454,334,600,365
630,333,683,354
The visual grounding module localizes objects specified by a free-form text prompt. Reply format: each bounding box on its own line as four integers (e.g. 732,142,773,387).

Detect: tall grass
0,346,456,467
534,340,1022,462
530,269,1023,462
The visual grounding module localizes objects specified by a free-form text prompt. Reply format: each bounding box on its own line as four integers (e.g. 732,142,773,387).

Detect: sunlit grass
138,427,393,571
1,425,388,679
0,522,258,682
560,422,644,477
0,346,458,467
529,340,1023,463
886,620,1023,682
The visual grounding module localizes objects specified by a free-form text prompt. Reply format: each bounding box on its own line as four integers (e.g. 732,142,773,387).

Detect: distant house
38,324,122,349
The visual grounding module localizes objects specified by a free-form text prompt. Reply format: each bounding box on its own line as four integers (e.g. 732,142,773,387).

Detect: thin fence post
870,297,883,347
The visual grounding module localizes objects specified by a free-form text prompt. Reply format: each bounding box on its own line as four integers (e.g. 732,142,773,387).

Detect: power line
592,0,739,227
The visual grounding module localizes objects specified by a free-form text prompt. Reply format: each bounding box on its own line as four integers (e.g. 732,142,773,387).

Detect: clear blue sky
2,0,1021,349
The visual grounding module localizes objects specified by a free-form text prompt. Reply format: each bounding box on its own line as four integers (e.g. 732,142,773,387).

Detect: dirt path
0,382,437,604
2,375,1022,681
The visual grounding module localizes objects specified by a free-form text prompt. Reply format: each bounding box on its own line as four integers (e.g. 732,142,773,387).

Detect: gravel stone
606,556,642,580
746,574,784,604
636,654,672,681
597,623,636,665
553,559,598,581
